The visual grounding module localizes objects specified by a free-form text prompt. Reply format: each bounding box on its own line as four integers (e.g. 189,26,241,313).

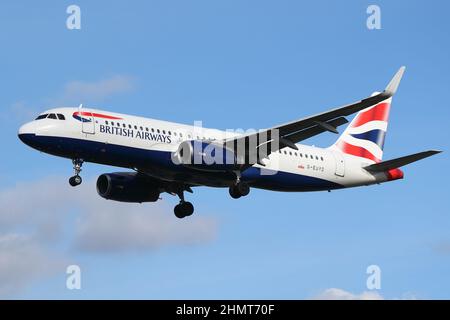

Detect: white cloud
6,101,38,122
7,75,135,125
312,288,384,300
75,204,216,253
0,233,65,298
0,176,216,252
60,75,134,104
311,288,419,300
433,242,450,255
0,176,217,296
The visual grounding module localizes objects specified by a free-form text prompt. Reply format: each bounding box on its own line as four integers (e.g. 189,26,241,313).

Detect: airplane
18,67,441,218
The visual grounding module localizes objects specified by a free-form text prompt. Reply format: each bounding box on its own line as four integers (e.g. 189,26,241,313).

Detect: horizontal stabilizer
364,150,442,172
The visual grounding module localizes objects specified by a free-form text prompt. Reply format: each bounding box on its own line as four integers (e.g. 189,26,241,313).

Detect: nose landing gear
69,159,83,187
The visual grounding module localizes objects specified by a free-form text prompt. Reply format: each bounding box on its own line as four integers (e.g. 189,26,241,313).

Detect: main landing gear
229,175,250,199
69,159,83,187
174,190,194,219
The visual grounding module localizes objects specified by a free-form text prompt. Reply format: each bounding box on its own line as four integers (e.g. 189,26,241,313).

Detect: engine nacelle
172,140,242,172
96,172,160,203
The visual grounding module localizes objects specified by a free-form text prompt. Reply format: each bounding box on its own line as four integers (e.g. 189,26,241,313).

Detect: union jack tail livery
333,95,391,163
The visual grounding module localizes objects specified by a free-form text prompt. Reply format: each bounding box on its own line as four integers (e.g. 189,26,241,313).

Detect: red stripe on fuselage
73,111,122,120
335,140,381,163
351,102,390,128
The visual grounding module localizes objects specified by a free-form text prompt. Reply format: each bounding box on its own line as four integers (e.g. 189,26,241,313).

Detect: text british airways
99,125,172,144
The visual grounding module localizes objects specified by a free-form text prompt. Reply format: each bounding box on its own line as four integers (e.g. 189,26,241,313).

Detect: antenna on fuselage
78,103,83,110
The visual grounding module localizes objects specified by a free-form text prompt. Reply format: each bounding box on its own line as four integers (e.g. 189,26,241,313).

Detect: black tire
182,202,194,216
69,175,82,187
174,204,185,219
229,186,241,199
237,182,250,197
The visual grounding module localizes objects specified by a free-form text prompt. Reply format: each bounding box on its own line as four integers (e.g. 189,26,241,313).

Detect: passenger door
82,112,95,134
332,151,345,177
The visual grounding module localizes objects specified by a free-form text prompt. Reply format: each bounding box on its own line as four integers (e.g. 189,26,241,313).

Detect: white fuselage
18,107,390,192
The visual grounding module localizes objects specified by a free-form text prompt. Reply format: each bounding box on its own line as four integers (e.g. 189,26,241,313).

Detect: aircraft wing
223,67,405,164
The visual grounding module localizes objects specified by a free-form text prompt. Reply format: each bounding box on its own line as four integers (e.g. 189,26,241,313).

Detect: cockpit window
47,113,57,119
57,114,65,120
35,114,48,120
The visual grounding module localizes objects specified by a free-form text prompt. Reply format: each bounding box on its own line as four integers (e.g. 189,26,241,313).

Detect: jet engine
96,172,160,203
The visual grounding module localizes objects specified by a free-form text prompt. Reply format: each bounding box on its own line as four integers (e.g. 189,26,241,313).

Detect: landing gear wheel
182,202,194,217
174,204,184,219
69,175,82,187
229,182,250,199
236,182,250,197
174,201,195,219
229,186,242,199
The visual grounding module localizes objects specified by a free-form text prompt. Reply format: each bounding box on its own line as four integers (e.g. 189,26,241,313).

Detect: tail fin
332,67,405,163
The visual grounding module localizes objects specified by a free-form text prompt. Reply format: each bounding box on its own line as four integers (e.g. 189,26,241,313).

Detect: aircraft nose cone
18,122,34,135
18,132,32,145
18,122,36,147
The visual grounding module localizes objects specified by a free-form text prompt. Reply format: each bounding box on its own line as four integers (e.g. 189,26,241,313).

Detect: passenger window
35,114,48,120
289,152,292,156
151,128,155,132
48,114,57,119
140,126,143,130
111,122,115,126
157,129,160,133
300,153,303,157
145,127,149,132
174,132,177,136
168,131,171,135
316,156,319,160
123,123,126,128
57,114,65,120
134,125,138,130
179,133,183,137
163,130,166,134
321,156,324,161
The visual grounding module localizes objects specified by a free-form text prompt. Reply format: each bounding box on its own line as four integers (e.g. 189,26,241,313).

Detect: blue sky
0,0,449,299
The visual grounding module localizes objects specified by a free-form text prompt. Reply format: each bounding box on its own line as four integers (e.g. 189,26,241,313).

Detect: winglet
384,66,406,96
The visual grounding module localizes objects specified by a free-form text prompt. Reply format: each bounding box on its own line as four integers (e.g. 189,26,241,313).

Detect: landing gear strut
229,175,250,199
69,159,83,187
174,190,194,219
